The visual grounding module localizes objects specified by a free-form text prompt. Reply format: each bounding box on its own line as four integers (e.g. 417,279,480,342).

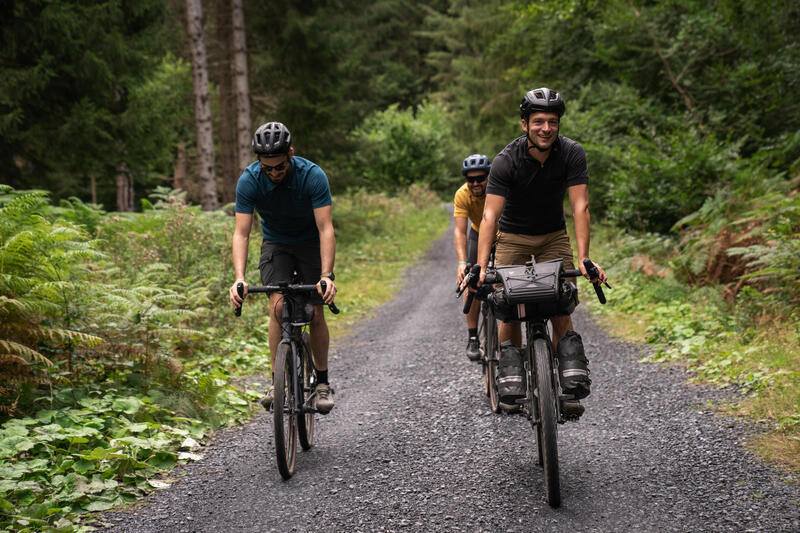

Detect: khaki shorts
494,229,575,273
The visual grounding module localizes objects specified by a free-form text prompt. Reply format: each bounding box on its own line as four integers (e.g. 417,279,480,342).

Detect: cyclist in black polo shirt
475,88,607,415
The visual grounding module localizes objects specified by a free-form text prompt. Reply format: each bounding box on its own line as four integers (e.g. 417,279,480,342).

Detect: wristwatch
321,271,335,281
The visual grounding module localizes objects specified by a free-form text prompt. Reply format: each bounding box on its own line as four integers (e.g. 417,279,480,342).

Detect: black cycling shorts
259,240,321,289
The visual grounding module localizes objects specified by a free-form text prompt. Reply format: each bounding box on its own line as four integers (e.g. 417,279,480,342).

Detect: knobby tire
483,306,501,413
297,331,315,450
534,338,560,507
273,341,298,479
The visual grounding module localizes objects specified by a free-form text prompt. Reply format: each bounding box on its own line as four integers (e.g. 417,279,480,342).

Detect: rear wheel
533,338,560,507
273,341,297,479
297,332,316,450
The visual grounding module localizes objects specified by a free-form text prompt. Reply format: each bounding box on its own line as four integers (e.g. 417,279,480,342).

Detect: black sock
317,370,328,384
468,328,478,339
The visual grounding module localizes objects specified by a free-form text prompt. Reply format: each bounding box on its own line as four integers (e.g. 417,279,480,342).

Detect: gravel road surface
101,218,798,533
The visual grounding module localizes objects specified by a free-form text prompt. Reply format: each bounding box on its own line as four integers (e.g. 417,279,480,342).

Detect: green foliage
0,386,258,532
0,186,104,416
587,225,799,442
247,0,446,165
0,0,170,206
342,102,461,194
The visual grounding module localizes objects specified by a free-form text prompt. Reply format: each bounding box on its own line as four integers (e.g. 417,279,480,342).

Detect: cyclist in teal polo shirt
229,122,337,413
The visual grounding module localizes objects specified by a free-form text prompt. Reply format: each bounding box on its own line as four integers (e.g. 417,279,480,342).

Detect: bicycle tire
273,341,298,479
297,331,315,450
478,309,489,397
484,308,501,413
533,337,560,507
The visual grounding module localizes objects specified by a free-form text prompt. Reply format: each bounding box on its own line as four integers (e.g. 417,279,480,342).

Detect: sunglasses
466,175,487,184
260,158,289,173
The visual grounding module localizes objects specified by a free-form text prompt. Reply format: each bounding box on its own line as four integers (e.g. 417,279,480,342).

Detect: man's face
465,170,488,198
259,149,293,184
522,111,560,152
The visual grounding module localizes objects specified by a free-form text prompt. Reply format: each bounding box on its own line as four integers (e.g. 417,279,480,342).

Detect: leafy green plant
343,102,461,194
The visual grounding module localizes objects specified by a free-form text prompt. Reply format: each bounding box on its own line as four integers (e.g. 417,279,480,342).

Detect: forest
1,0,798,530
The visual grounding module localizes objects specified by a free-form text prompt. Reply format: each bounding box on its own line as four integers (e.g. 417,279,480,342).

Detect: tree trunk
173,139,188,192
185,0,219,210
232,0,252,174
90,173,97,204
217,0,237,204
115,163,134,212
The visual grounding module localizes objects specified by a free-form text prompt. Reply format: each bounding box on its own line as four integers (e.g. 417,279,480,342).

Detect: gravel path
100,218,798,533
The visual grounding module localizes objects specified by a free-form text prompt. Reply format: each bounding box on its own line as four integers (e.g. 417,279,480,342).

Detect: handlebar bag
494,259,578,320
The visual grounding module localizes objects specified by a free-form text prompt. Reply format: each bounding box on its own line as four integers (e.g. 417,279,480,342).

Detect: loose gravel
100,219,799,533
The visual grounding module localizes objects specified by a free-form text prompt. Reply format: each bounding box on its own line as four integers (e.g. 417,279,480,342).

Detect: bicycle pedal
561,400,584,421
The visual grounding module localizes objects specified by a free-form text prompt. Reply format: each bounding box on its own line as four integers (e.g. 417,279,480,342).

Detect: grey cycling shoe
315,383,334,414
466,337,481,362
557,331,591,400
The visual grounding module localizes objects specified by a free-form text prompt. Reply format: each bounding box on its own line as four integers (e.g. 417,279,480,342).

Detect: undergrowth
587,224,799,471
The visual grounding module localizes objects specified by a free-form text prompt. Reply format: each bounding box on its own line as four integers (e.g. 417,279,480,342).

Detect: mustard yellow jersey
453,183,485,232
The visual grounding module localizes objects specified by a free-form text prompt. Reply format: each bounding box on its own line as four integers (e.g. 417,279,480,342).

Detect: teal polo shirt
235,156,332,244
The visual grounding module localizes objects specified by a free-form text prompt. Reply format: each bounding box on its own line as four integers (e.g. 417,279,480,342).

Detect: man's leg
464,226,481,361
465,298,481,361
309,307,329,372
551,315,573,350
493,231,530,409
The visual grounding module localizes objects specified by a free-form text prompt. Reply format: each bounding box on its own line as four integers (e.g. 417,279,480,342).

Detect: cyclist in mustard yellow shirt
453,154,491,361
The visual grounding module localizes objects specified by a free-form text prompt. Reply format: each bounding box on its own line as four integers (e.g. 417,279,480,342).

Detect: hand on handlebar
317,277,337,305
230,280,248,309
456,263,469,284
580,259,608,286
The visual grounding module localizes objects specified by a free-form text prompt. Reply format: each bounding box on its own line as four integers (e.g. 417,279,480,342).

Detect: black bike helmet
519,88,565,119
252,122,292,156
461,154,491,176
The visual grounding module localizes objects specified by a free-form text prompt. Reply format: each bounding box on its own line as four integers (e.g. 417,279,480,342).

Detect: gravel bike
460,258,608,507
459,247,502,413
234,280,339,479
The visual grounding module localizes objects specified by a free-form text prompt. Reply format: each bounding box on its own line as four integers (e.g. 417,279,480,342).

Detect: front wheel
273,341,298,479
533,338,560,507
482,307,501,413
297,331,316,450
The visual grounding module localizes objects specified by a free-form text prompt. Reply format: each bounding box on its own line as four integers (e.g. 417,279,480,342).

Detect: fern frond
149,327,206,338
0,340,53,366
0,354,30,367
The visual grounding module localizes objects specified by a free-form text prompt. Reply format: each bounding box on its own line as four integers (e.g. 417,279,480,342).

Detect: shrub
343,101,461,194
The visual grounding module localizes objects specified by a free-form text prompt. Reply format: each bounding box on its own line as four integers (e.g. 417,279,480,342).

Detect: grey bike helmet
519,88,565,119
252,122,292,156
461,154,491,176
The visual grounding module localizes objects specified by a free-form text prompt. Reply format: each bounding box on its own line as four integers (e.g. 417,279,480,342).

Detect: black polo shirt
486,134,589,236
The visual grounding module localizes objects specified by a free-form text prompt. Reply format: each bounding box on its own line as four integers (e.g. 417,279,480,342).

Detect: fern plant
0,186,103,418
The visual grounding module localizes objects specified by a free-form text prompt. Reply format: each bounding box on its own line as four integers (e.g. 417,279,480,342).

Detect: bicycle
459,247,502,413
461,257,608,507
234,279,340,479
